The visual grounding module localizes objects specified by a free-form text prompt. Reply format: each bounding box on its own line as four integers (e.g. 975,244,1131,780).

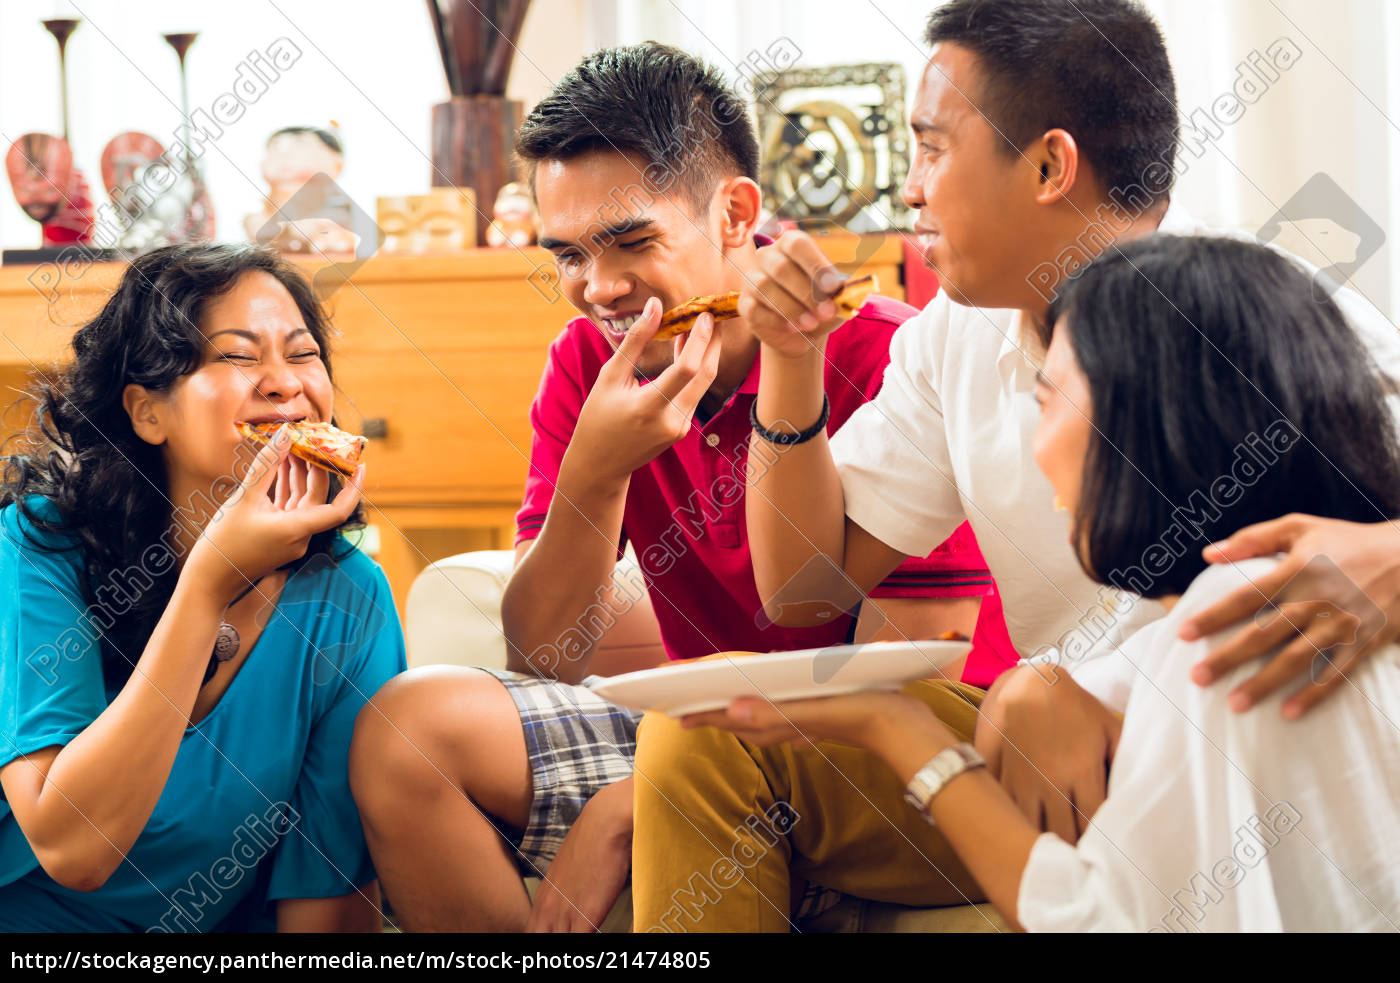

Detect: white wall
0,0,600,251
3,0,1397,320
613,0,1400,321
1146,0,1399,322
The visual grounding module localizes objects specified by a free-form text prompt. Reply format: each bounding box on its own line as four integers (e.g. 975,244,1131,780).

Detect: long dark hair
1,243,364,687
1047,234,1400,597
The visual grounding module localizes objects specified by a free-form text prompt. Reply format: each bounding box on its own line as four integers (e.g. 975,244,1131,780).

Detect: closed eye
554,250,585,275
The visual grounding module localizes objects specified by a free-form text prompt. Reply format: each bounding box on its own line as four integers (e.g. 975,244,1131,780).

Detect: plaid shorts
480,669,847,925
481,670,643,877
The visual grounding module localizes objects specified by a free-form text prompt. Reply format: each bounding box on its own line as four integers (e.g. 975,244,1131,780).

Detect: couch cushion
405,550,665,675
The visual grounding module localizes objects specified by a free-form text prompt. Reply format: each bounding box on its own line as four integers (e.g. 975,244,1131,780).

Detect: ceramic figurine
414,187,473,252
246,125,357,255
485,181,535,248
376,189,475,254
376,195,412,253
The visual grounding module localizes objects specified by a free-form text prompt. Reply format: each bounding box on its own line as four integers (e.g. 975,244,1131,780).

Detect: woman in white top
683,234,1400,931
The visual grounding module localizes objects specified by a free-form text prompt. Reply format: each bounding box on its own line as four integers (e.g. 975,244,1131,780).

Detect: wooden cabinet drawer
332,346,545,507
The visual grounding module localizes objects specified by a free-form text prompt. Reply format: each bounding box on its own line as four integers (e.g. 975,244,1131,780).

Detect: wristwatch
903,743,986,823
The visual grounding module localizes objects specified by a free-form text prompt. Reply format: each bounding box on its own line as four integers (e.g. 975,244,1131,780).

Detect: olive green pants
632,677,987,933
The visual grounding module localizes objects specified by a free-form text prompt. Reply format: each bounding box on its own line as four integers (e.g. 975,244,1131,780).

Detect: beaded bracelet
749,394,830,445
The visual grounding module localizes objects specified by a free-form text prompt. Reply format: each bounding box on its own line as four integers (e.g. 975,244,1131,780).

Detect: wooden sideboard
0,233,904,613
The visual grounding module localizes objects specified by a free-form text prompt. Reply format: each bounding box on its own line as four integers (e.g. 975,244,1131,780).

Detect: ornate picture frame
754,62,911,232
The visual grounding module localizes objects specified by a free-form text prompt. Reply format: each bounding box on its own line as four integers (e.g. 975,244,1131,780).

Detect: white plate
587,639,970,717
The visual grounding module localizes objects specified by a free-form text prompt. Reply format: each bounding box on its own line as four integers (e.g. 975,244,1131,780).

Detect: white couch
403,550,1007,933
405,549,665,675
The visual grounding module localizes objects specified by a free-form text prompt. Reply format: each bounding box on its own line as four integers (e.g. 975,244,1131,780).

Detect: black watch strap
750,394,830,446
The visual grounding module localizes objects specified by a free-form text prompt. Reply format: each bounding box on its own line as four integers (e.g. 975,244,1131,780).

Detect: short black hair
514,42,759,213
926,0,1179,210
1048,235,1400,598
269,125,343,155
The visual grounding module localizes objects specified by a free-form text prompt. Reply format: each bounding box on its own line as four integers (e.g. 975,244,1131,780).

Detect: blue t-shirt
0,500,406,932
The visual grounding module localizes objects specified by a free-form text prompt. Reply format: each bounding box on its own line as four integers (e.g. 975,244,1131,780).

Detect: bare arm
0,580,228,892
877,701,1038,928
501,461,632,683
741,233,908,625
502,301,721,683
0,436,361,891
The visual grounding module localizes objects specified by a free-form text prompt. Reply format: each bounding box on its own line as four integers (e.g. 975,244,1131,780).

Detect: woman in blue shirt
0,244,406,932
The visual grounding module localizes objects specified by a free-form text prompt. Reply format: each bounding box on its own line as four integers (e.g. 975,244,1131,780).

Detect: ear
715,176,762,248
122,384,167,446
1030,128,1082,205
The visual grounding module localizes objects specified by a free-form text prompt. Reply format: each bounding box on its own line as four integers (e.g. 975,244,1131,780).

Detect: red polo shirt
517,292,1016,685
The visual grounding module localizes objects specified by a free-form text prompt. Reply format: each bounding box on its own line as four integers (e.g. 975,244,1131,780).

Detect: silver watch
903,743,986,822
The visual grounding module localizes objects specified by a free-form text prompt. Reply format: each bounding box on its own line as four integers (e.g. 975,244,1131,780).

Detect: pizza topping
654,291,742,342
654,273,880,342
236,420,367,478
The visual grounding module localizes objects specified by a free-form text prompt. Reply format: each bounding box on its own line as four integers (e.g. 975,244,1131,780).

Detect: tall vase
430,96,521,245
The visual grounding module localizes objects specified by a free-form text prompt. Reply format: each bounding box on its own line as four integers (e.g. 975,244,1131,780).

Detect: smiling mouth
599,313,644,339
239,413,310,426
904,227,940,253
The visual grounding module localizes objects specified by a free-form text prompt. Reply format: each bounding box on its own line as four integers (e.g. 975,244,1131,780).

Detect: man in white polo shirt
630,0,1400,931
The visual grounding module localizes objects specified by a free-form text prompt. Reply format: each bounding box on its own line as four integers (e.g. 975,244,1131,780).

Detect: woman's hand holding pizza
566,297,723,486
187,425,364,605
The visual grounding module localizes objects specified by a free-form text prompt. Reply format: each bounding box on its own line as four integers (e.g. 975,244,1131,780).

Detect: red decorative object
5,134,94,247
902,236,941,308
100,131,165,202
3,20,95,247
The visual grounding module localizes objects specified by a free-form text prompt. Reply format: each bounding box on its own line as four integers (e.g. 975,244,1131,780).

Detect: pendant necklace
210,575,267,667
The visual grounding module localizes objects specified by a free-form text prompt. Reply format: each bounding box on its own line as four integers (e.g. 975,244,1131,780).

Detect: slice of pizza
236,420,367,478
830,274,878,318
653,273,880,342
654,291,742,342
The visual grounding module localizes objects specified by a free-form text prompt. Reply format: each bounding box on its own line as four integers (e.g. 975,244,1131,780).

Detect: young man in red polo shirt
349,42,1012,933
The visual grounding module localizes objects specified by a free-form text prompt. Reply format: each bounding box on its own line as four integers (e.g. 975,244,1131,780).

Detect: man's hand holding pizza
739,230,859,361
561,297,722,490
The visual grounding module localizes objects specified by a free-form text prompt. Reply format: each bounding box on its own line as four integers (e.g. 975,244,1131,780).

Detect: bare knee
351,666,531,828
351,667,503,806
